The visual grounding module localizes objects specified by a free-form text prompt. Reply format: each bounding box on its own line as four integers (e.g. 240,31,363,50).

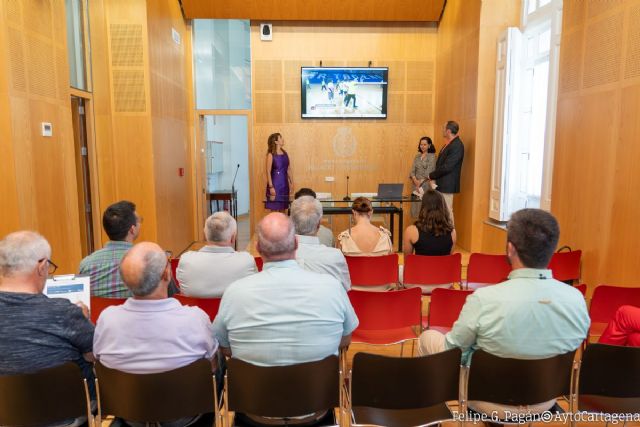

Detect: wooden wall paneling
0,0,84,273
147,0,194,254
88,0,116,244
607,84,640,284
93,0,158,244
583,11,624,89
434,0,482,250
0,2,21,234
250,22,437,230
551,0,640,290
624,3,640,80
182,0,446,22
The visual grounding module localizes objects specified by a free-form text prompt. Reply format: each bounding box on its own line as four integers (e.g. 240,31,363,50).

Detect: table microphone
343,176,351,201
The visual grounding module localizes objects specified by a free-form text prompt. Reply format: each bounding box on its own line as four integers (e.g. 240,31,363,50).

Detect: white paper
44,275,91,308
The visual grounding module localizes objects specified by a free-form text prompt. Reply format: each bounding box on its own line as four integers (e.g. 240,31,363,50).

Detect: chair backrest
173,294,221,322
226,355,339,417
255,256,263,272
348,287,421,331
170,258,179,282
579,343,640,399
351,348,461,409
0,363,91,426
90,296,127,324
466,253,511,285
403,253,461,285
467,349,576,406
589,285,640,324
345,254,398,287
574,283,587,296
547,250,581,282
95,359,214,422
428,288,474,329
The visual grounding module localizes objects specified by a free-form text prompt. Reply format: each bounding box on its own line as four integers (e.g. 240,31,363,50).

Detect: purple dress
265,152,290,210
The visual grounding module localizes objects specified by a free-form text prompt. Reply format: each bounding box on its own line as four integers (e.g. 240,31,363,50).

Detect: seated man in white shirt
177,211,256,297
291,196,351,291
212,213,358,426
94,242,219,426
294,188,335,247
418,209,590,420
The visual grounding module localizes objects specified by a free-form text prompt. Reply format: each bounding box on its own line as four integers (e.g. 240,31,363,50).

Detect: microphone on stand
231,163,240,195
343,175,351,201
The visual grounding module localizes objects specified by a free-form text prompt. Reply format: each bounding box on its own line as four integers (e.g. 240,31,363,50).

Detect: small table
208,190,238,220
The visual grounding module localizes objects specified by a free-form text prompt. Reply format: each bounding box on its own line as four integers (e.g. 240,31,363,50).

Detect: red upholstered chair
466,253,512,289
424,288,474,332
589,285,640,342
254,256,263,272
547,250,582,284
348,287,421,355
90,297,127,324
173,294,222,322
403,254,462,294
345,254,399,289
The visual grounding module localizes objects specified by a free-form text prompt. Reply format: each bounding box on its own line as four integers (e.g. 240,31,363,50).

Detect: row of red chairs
345,250,582,289
348,283,640,351
89,282,640,354
173,250,580,290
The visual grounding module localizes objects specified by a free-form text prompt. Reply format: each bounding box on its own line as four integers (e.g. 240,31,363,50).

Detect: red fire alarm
178,167,185,177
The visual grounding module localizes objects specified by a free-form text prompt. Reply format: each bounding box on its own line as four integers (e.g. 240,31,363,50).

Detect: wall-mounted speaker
260,23,272,41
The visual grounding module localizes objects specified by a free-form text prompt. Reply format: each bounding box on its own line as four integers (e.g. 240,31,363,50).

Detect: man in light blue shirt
418,208,589,417
291,195,351,291
212,212,358,367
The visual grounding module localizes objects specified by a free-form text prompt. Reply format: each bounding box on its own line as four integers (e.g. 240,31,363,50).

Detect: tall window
489,0,562,221
66,0,91,91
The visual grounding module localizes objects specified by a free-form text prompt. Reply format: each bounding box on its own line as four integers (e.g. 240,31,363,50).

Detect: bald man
212,213,358,425
93,242,218,375
213,213,357,364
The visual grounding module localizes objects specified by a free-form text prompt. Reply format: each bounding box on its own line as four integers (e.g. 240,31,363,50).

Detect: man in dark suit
427,120,464,224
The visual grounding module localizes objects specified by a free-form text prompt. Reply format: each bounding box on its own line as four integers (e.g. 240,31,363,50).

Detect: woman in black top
403,189,456,256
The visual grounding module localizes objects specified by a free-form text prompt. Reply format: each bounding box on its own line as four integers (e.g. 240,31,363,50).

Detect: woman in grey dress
409,136,436,217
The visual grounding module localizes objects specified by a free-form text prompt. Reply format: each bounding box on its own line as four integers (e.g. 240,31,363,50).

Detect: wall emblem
332,127,357,158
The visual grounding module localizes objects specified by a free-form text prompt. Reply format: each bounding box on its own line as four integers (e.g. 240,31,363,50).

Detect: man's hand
76,301,90,320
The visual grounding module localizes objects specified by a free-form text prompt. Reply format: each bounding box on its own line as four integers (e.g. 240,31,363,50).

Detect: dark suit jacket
428,136,464,193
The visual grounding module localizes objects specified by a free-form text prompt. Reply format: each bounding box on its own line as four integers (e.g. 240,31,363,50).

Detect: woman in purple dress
265,133,293,211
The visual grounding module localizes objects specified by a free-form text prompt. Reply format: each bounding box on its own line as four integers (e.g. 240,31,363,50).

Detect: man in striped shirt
79,200,141,298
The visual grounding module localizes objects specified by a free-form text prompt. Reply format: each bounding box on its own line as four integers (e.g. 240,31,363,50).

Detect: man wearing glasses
0,231,95,410
79,200,142,298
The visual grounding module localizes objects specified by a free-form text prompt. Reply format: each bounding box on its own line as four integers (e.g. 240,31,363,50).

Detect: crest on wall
332,127,357,158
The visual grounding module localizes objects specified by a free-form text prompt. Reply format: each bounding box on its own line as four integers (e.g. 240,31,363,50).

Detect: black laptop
374,183,404,200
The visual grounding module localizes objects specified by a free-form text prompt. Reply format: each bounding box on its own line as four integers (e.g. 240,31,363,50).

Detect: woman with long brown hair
403,189,456,256
265,133,293,211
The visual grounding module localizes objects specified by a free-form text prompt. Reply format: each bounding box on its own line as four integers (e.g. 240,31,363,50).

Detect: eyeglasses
38,258,58,275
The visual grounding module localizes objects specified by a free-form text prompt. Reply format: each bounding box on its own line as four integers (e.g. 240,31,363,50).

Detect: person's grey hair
204,211,237,242
0,231,51,277
257,217,296,258
126,251,167,297
290,196,323,236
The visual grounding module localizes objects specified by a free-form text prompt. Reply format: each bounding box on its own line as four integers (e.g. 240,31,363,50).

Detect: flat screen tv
301,67,388,119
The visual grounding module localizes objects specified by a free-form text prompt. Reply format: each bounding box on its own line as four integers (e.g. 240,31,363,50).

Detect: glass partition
193,19,251,110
